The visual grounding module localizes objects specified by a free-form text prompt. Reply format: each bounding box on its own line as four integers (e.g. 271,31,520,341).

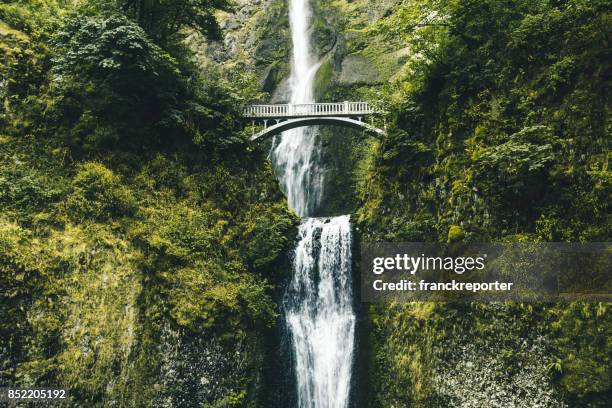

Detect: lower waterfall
283,216,356,408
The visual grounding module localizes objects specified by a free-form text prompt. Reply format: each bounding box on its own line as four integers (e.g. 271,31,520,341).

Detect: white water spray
271,1,356,407
284,217,355,408
272,0,324,217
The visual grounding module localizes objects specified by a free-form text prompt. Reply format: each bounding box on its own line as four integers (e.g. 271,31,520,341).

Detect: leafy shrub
0,160,63,212
137,201,229,262
48,15,184,151
117,0,231,43
241,203,298,274
163,264,276,337
52,15,178,83
65,162,135,221
0,20,49,135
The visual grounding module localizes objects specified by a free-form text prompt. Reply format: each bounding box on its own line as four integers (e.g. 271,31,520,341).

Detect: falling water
271,0,323,217
270,0,356,407
284,217,355,408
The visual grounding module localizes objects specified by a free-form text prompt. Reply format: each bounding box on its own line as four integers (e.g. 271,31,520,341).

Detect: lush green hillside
1,1,297,406
236,0,610,405
346,1,611,406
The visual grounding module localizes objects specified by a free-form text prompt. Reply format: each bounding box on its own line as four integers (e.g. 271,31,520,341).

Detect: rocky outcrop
187,0,291,98
337,54,381,85
188,0,405,101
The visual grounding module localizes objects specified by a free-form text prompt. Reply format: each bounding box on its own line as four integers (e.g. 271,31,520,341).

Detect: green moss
2,0,610,406
314,57,334,100
353,0,611,406
65,162,136,222
0,4,298,405
447,225,465,242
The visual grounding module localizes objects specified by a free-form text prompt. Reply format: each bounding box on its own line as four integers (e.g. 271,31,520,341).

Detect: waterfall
284,217,355,408
270,0,356,407
271,0,323,217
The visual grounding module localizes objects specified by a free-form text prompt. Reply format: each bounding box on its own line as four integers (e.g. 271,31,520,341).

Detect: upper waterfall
271,0,323,217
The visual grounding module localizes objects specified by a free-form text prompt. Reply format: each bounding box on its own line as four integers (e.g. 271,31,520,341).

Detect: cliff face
193,0,403,98
187,0,292,98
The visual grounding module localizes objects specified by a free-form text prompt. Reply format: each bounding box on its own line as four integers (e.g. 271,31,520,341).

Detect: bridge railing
243,102,377,118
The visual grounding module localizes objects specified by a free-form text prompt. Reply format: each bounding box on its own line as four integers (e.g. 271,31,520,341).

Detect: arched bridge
244,102,386,141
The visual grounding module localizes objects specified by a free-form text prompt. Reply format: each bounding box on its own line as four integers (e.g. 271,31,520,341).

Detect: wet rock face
271,76,291,103
214,0,276,62
187,0,291,94
309,0,404,89
364,0,402,22
190,0,403,99
338,54,382,85
154,327,263,408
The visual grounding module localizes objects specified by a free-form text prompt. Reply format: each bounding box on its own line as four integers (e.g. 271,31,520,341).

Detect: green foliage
65,162,136,222
48,14,185,151
137,201,230,261
0,137,294,407
357,0,610,241
51,14,179,80
161,263,277,338
352,0,611,406
0,1,297,406
0,220,37,386
446,225,465,242
548,303,611,403
241,203,297,274
314,57,334,100
2,0,610,406
0,10,255,155
0,146,64,214
367,301,611,407
0,0,66,37
131,171,296,337
118,0,232,43
473,126,557,177
0,20,49,135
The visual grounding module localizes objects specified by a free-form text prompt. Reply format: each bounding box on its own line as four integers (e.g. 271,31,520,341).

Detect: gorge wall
1,2,300,407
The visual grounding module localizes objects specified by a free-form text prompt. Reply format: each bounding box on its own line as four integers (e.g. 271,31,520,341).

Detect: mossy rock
447,225,466,242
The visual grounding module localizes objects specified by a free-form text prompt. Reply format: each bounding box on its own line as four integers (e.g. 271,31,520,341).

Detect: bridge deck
244,102,378,119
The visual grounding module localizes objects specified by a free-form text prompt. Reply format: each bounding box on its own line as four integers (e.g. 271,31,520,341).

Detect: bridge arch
249,117,386,142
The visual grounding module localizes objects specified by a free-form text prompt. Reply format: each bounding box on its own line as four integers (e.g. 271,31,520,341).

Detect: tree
118,0,232,42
